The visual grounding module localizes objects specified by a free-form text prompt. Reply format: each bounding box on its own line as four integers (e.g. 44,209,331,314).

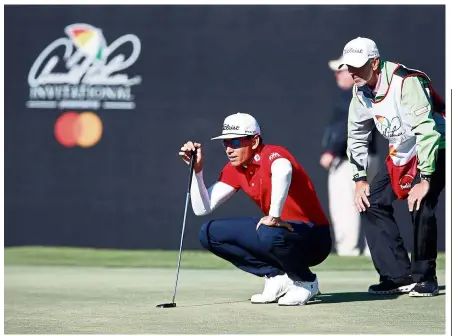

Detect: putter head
156,302,176,308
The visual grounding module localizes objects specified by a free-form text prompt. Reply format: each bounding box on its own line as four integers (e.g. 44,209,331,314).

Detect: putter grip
186,149,197,192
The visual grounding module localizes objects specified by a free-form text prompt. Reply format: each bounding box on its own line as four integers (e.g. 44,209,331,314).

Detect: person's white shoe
250,273,293,304
277,277,319,306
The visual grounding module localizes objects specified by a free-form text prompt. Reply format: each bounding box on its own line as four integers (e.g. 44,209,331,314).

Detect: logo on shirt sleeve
268,152,282,161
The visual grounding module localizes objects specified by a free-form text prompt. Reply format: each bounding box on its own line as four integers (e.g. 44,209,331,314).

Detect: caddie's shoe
409,277,439,297
277,277,319,306
251,273,293,304
368,276,416,295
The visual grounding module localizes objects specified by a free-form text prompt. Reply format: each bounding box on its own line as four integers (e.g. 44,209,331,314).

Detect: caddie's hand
408,180,430,212
179,141,203,173
354,181,371,212
256,216,294,232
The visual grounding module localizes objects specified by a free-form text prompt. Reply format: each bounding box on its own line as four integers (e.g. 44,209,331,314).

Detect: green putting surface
4,247,446,270
4,248,446,334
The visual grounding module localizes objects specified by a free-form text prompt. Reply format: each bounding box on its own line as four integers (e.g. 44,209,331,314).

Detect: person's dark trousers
198,217,332,282
362,149,445,283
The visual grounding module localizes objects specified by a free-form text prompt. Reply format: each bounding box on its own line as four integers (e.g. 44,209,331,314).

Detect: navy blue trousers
362,149,445,283
198,217,332,282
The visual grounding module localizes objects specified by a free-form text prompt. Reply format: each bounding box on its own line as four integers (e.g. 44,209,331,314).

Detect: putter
156,149,197,309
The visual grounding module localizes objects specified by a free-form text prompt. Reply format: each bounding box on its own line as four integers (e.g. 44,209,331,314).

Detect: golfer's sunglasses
222,136,254,149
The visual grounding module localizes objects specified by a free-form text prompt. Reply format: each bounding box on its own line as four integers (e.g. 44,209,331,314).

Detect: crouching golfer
178,112,332,306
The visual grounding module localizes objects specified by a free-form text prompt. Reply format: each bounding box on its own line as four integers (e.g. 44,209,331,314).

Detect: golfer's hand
408,180,430,212
179,141,203,173
256,216,294,232
354,181,371,212
320,152,334,169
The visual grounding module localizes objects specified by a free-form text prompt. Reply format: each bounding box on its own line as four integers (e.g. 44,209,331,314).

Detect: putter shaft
169,150,196,305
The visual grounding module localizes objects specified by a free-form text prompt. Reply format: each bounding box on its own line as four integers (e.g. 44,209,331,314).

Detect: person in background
320,56,379,257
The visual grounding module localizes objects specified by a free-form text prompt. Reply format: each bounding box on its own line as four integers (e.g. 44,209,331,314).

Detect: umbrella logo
64,24,106,61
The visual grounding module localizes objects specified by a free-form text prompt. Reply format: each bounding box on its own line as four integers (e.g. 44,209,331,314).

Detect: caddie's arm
347,93,376,182
401,77,442,177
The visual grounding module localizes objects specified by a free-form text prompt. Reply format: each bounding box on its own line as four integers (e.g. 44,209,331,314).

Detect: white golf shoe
277,277,319,306
250,273,293,304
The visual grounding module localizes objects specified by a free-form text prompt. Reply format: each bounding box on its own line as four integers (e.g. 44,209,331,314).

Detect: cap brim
339,55,369,68
211,133,249,140
328,59,346,71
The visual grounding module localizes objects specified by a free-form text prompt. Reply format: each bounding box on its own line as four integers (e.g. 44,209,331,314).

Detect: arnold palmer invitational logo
26,23,142,147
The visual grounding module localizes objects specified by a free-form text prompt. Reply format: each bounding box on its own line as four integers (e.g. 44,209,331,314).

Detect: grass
4,266,446,334
4,246,446,270
4,247,446,334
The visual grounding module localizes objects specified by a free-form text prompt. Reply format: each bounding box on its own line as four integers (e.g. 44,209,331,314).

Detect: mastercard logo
54,112,103,148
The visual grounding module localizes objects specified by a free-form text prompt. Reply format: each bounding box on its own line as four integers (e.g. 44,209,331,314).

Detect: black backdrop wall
4,5,446,251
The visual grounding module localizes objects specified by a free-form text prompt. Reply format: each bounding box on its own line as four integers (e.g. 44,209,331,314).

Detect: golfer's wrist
269,216,280,224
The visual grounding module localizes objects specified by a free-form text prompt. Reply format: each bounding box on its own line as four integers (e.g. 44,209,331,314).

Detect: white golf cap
211,112,261,140
339,37,380,69
328,56,348,71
